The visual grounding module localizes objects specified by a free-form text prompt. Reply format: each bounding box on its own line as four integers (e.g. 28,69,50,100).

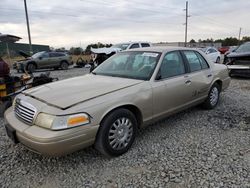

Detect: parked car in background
198,47,221,63
13,51,73,73
224,42,250,77
90,42,152,67
218,46,230,54
91,42,152,55
5,47,230,157
224,46,238,56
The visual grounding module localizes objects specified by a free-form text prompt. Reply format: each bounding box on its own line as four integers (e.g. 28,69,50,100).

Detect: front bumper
4,107,99,156
227,65,250,77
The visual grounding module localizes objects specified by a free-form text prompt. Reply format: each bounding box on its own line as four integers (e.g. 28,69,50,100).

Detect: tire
202,83,220,109
95,108,137,157
27,63,36,73
60,61,69,70
0,100,12,117
216,57,220,64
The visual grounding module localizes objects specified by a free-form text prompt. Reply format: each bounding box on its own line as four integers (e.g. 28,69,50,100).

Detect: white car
91,42,152,55
199,47,221,63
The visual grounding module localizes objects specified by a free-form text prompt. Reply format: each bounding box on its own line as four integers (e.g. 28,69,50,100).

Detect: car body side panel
186,69,213,99
151,75,193,119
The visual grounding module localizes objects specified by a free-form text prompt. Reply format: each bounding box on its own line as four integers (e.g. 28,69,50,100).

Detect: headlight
35,113,90,130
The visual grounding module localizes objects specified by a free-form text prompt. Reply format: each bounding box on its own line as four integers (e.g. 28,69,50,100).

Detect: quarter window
160,51,185,79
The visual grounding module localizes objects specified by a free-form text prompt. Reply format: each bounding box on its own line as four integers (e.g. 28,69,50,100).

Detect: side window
59,53,66,57
183,51,202,72
207,48,216,54
160,51,185,79
49,53,56,57
195,52,209,69
42,52,49,58
129,43,140,49
141,43,150,48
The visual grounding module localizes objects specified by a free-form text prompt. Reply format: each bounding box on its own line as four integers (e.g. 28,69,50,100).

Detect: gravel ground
0,68,250,188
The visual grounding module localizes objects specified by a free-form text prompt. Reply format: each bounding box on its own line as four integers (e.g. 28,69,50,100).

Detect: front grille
14,99,37,124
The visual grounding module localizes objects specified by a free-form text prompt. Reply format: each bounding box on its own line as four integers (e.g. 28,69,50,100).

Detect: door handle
207,74,212,78
185,80,191,84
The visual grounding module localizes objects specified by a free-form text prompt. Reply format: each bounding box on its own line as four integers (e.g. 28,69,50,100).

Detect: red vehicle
218,46,229,54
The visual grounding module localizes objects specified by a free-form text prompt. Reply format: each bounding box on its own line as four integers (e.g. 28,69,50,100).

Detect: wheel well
26,62,37,68
60,60,69,65
214,80,222,91
101,105,143,129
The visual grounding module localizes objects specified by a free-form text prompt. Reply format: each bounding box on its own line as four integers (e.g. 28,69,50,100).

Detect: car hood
23,74,143,109
91,47,121,54
227,52,250,58
19,50,31,58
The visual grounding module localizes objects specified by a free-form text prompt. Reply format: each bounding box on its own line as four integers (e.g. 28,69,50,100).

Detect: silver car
4,47,230,157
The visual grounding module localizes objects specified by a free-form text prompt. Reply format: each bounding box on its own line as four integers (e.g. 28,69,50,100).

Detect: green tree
222,37,238,46
241,36,250,43
189,39,196,43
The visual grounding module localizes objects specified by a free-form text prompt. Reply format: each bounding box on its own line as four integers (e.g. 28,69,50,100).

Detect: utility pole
184,1,189,47
238,27,242,44
24,0,33,54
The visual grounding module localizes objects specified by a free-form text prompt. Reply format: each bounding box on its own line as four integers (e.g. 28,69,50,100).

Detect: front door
151,51,193,119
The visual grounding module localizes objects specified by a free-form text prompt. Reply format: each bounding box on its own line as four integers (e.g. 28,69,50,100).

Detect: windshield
111,43,130,50
93,51,161,80
235,43,250,53
32,51,45,59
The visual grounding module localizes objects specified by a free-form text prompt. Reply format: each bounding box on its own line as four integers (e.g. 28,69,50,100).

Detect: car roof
125,46,198,53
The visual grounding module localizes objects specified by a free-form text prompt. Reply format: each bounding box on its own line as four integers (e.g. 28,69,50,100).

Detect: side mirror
39,57,43,60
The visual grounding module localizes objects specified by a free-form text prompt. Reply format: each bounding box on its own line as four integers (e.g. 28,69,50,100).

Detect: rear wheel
95,109,137,157
60,61,69,70
202,83,220,109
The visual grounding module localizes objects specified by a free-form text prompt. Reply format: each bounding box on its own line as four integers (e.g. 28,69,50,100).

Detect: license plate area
5,124,18,144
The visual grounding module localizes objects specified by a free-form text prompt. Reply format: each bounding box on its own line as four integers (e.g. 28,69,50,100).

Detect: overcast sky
0,0,250,49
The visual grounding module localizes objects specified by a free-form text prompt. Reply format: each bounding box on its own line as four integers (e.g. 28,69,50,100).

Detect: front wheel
95,109,137,157
202,83,220,109
27,63,36,73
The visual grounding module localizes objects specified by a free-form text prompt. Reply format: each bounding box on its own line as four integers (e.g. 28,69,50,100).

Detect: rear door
48,52,61,67
181,50,213,101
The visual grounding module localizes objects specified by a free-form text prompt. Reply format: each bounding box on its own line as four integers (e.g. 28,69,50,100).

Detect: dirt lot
0,68,250,188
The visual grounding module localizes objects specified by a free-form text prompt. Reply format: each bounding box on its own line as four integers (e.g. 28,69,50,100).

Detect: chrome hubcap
108,117,133,150
210,87,219,106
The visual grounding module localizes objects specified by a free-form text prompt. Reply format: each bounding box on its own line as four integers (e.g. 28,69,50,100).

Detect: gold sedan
4,47,230,157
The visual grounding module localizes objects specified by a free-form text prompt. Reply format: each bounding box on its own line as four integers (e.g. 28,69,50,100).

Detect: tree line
190,36,250,46
54,36,250,55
